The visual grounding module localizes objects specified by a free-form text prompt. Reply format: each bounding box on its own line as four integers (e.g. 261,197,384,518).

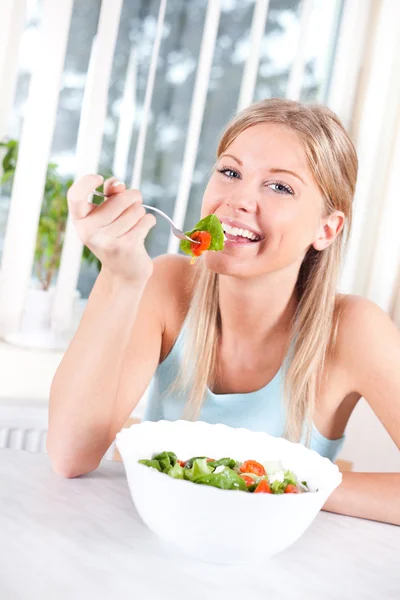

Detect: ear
312,211,345,251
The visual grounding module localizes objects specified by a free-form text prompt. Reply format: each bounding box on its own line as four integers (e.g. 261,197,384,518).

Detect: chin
203,251,258,278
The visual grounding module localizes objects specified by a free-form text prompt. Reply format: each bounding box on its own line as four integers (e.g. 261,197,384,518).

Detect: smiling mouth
221,222,263,244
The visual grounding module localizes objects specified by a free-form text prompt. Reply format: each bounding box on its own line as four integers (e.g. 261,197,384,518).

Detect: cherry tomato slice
190,230,212,257
285,484,300,493
254,479,271,494
240,460,266,477
178,460,186,467
239,475,255,487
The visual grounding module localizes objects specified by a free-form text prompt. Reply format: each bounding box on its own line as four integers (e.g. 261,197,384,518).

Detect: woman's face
201,122,343,278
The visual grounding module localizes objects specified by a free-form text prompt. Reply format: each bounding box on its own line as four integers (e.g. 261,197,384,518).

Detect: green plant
0,139,102,291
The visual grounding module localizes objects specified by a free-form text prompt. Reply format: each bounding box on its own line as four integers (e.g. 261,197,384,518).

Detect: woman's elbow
47,442,100,478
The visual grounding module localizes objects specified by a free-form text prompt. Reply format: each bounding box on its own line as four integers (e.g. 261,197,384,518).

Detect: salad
179,215,224,263
138,452,309,494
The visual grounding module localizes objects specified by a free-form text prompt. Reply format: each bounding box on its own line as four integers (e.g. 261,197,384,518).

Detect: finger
103,202,147,238
90,189,143,228
122,212,157,242
104,177,126,197
68,174,104,220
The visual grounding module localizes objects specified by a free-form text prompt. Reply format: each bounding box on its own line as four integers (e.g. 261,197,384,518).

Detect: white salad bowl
116,420,342,564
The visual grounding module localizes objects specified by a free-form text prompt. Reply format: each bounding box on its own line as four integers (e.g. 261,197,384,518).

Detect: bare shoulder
334,293,400,388
335,293,397,338
332,294,400,444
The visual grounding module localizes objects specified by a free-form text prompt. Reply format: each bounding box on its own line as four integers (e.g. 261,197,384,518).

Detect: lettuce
270,480,286,494
167,463,185,479
184,458,213,481
207,457,236,470
194,467,247,491
138,452,308,495
179,214,224,257
153,451,177,472
183,456,207,469
283,470,297,486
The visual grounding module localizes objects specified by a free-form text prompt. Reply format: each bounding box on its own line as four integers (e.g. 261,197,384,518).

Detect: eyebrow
219,153,305,185
269,168,305,185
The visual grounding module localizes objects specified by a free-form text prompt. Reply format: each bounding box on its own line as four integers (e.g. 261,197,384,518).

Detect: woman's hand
67,174,157,285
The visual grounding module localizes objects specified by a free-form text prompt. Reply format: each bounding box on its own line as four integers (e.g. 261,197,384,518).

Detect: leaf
167,464,184,479
283,470,297,486
179,214,224,257
270,480,285,494
0,170,14,185
153,451,177,472
207,457,236,470
183,458,213,481
183,456,207,470
193,468,247,491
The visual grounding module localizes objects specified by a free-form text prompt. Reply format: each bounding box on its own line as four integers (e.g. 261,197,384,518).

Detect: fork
90,190,200,244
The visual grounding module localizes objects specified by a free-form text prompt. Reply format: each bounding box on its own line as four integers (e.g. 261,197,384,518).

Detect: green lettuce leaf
179,214,224,257
152,451,177,472
283,470,297,486
270,480,286,494
167,463,185,479
193,467,247,491
183,458,213,481
183,456,207,469
207,457,236,470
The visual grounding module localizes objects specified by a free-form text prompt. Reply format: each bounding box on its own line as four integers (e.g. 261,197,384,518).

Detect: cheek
200,179,219,218
262,202,320,259
267,200,318,238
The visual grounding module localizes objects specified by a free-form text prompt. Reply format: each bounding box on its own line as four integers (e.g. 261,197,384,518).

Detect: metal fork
90,190,199,243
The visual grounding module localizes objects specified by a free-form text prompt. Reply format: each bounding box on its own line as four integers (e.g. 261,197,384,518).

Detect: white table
0,450,399,600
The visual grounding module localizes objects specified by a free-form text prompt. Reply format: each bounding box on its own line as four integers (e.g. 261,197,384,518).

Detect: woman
48,99,400,525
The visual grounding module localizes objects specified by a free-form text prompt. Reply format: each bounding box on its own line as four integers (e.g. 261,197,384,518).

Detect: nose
225,191,258,213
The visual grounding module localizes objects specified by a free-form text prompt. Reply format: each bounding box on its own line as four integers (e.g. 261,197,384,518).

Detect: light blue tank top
143,319,345,462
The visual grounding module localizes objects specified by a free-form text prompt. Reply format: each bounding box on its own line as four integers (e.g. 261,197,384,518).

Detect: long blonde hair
172,98,358,441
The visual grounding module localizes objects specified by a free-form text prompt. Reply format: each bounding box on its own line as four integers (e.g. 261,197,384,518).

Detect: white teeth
222,222,261,241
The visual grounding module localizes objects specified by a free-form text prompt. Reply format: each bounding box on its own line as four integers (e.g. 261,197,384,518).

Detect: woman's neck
218,266,299,345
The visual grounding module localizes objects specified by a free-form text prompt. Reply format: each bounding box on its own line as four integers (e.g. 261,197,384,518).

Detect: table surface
1,450,399,600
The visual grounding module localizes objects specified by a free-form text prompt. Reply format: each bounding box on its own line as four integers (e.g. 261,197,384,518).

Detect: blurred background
0,0,399,468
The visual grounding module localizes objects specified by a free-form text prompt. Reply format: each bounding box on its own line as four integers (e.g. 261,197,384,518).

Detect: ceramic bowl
116,420,342,564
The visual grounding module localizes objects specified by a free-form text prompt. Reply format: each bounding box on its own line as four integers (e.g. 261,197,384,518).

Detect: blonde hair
172,98,358,441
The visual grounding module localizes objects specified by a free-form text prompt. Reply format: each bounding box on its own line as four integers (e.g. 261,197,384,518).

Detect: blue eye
268,182,294,195
217,167,240,179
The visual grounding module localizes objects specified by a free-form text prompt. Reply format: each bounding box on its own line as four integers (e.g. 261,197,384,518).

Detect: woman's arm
323,472,400,526
329,296,400,525
47,269,163,478
47,175,163,478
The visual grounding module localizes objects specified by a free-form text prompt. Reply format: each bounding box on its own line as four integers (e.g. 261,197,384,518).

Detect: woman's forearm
47,269,146,476
323,472,400,526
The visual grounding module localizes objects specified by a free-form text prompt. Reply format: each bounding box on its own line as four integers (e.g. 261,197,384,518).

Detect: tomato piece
285,484,300,494
178,460,186,467
239,475,255,487
206,458,215,463
240,460,266,477
254,479,271,494
190,230,212,257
